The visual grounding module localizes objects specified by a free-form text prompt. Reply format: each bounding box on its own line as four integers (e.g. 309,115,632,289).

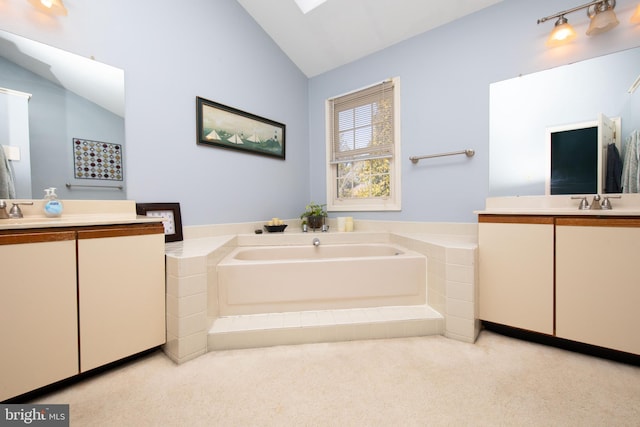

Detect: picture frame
196,96,285,160
136,202,183,243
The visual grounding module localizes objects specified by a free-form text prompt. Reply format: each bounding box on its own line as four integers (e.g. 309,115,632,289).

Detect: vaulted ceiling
237,0,504,77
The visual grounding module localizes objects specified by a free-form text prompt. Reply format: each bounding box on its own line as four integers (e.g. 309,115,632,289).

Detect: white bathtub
216,243,427,315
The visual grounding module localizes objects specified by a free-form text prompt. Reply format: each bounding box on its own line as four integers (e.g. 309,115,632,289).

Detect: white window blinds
329,80,394,164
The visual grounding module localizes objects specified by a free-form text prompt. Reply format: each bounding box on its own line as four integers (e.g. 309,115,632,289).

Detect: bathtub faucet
312,238,320,247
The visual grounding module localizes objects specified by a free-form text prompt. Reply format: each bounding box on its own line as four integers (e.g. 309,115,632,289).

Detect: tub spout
312,238,320,247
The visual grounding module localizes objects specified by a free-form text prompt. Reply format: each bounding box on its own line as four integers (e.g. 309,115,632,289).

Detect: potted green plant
300,202,327,230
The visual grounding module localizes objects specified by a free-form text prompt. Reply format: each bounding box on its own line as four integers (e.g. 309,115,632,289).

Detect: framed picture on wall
196,96,286,160
136,202,183,242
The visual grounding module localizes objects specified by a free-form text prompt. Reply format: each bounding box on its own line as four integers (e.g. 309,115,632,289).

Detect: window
325,77,401,211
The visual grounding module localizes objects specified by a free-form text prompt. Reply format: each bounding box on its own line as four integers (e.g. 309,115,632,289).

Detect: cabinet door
77,224,165,372
556,218,640,355
478,216,555,334
0,231,78,401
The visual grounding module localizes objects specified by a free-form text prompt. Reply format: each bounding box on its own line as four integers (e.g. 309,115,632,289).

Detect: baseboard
482,321,640,366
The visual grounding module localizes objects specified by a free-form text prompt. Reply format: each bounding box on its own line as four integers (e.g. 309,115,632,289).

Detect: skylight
294,0,327,14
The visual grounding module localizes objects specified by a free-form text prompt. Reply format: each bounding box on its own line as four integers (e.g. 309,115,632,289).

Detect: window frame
324,77,401,212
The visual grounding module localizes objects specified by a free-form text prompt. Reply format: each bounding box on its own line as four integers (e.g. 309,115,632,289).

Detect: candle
345,217,353,232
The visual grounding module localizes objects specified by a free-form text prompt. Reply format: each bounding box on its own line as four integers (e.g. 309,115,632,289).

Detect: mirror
489,46,640,197
0,29,125,200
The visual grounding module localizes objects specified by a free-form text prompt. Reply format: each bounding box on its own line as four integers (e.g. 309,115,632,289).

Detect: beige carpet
31,330,640,426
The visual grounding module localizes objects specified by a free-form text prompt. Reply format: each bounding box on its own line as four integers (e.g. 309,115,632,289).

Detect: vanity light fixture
630,3,640,23
538,0,619,45
585,0,619,35
27,0,68,16
546,16,578,46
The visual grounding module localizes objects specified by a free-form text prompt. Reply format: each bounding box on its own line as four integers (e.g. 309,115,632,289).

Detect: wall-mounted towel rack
409,149,475,164
65,183,123,190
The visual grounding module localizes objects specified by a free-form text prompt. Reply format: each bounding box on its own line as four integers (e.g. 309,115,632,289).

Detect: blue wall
309,0,640,222
0,57,125,200
0,0,638,225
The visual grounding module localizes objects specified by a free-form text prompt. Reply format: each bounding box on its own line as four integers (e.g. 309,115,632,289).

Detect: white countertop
476,195,640,216
475,208,640,216
0,199,163,231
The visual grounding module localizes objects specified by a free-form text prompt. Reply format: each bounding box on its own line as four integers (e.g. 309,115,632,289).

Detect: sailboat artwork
196,96,286,160
205,129,221,140
227,133,244,144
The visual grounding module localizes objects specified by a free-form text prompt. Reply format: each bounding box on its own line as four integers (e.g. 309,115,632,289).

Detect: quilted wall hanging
73,138,123,181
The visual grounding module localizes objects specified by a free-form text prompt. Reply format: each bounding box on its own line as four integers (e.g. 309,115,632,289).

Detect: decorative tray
264,224,287,233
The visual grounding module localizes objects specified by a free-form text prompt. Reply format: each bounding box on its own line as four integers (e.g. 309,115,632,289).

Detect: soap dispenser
44,187,63,217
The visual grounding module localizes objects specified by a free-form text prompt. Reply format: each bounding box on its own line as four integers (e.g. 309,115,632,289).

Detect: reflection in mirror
0,29,125,200
489,47,640,197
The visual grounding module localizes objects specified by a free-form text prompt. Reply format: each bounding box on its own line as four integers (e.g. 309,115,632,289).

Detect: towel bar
65,183,123,190
409,149,475,164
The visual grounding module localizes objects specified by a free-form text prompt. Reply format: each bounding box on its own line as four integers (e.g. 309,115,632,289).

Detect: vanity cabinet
478,216,555,334
0,230,79,402
556,217,640,355
0,222,165,401
78,225,166,372
479,213,640,356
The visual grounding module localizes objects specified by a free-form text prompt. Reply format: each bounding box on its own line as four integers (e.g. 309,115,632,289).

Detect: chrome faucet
572,194,622,210
9,202,34,218
590,194,602,210
571,196,590,210
312,237,320,247
0,200,8,219
601,195,621,210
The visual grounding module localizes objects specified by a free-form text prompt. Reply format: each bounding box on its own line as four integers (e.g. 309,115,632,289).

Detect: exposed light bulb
30,0,68,16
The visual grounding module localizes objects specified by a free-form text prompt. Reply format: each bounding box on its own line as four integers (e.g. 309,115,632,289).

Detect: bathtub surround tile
446,280,474,302
446,298,474,320
167,222,478,360
175,312,207,337
261,313,285,329
165,255,206,278
314,310,335,326
445,316,480,343
347,309,372,324
330,309,356,325
166,273,207,298
209,316,233,333
446,247,476,266
446,263,474,285
164,331,207,362
164,239,236,364
207,305,445,351
175,293,207,317
282,312,302,328
300,311,319,327
166,294,178,318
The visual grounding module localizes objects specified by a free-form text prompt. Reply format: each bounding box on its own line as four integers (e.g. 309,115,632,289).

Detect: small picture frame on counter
136,202,183,242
